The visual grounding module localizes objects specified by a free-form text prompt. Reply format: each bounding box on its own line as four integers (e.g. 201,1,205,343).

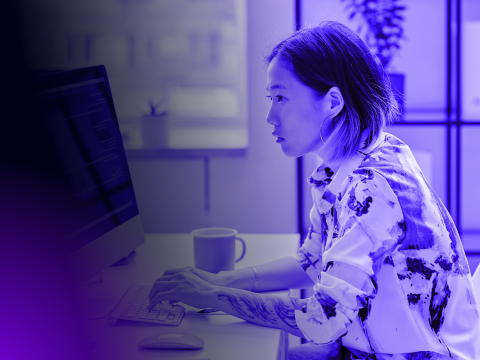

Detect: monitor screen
31,65,144,283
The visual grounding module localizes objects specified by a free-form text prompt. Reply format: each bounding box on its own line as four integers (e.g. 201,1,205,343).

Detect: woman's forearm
209,286,307,338
220,256,314,291
148,264,309,337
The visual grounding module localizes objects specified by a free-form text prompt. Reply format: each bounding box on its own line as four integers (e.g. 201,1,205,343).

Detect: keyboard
108,284,185,326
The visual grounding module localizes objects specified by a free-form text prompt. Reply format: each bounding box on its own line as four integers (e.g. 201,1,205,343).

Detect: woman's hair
266,21,400,163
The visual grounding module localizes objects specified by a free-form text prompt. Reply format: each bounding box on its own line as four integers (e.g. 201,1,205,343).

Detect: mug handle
235,237,246,263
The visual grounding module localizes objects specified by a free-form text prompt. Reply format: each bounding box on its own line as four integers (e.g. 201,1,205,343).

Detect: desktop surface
78,233,300,360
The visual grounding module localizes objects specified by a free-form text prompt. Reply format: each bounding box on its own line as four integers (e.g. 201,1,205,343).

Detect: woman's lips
272,132,284,143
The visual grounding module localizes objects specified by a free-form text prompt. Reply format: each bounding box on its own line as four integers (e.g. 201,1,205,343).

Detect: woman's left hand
148,268,216,309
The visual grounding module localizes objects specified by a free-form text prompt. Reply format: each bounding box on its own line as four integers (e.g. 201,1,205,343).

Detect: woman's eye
266,95,284,102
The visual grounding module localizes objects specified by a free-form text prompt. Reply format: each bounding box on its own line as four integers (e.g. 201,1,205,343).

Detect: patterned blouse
294,133,480,360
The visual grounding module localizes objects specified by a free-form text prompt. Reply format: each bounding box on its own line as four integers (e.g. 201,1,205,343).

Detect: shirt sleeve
294,229,323,284
295,169,405,344
294,186,328,283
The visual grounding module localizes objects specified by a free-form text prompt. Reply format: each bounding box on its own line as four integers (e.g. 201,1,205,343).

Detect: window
299,0,480,271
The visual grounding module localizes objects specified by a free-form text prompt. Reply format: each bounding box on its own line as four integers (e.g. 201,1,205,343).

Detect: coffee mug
192,228,246,273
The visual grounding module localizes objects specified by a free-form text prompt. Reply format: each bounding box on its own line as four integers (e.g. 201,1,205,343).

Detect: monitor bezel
32,65,145,284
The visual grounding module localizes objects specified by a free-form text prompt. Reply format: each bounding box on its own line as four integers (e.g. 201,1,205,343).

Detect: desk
79,233,300,360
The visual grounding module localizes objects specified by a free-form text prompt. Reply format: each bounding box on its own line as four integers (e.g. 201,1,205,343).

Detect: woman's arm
162,256,314,291
148,268,308,337
222,256,314,290
213,287,307,337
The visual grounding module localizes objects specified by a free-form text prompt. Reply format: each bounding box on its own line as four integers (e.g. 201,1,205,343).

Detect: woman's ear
326,87,344,116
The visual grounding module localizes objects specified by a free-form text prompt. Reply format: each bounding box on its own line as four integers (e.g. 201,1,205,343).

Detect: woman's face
265,57,334,158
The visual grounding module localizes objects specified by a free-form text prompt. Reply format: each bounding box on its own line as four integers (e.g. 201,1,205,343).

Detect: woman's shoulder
361,133,413,169
336,132,432,216
355,132,425,188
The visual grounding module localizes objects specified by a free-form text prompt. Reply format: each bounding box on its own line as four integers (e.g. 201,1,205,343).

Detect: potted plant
141,99,169,148
341,0,406,116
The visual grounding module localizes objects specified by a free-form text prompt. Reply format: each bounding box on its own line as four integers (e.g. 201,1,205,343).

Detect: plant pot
141,115,169,148
388,73,405,120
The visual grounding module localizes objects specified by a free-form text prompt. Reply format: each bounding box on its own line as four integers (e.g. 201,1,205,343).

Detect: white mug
192,228,246,273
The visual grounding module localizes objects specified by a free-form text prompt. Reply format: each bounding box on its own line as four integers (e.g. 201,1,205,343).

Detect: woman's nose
266,104,279,126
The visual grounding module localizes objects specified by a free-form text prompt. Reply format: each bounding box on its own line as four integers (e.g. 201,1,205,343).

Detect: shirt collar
308,131,386,201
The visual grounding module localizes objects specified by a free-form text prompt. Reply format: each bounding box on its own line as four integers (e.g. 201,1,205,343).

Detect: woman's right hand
160,256,314,292
161,267,231,287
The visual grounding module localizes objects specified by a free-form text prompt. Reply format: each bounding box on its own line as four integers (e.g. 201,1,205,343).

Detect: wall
300,0,480,272
128,0,298,234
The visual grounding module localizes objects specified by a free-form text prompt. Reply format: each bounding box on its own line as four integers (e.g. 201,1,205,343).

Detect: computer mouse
138,332,204,349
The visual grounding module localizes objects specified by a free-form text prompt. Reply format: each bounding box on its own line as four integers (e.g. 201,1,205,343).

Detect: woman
148,21,480,359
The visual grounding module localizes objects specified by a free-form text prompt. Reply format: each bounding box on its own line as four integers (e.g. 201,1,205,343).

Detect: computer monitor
31,65,145,284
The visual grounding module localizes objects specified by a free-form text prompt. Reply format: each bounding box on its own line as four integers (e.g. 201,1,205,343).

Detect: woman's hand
148,268,218,309
160,266,231,287
154,256,314,294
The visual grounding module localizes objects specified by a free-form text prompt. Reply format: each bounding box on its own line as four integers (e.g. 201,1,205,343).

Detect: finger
185,269,211,284
162,267,193,276
148,291,178,309
188,268,207,278
153,274,175,282
188,268,201,276
148,280,175,301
